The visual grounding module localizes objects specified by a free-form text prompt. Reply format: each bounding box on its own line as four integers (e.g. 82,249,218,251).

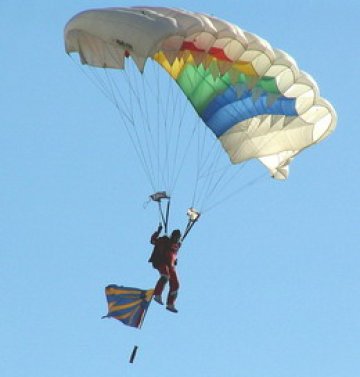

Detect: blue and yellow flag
102,285,154,329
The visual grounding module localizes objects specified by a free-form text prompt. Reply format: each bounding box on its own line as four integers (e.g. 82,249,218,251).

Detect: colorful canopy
65,7,336,179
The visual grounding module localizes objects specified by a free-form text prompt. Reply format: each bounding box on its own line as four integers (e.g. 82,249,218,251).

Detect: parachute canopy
102,285,154,328
64,7,336,180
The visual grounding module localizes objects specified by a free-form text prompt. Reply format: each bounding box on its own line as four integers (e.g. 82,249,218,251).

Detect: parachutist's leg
154,265,169,304
167,267,179,306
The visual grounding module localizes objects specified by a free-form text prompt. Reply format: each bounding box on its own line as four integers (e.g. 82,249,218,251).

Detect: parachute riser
150,191,171,234
165,199,170,235
181,219,196,242
157,199,171,234
181,208,201,242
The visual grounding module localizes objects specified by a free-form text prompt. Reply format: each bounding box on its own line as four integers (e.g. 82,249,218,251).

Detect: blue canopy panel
201,86,298,137
103,285,154,328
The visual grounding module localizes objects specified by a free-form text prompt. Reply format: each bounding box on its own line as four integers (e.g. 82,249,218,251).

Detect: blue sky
1,1,359,376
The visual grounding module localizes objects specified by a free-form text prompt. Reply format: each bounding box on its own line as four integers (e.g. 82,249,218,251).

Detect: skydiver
149,225,182,313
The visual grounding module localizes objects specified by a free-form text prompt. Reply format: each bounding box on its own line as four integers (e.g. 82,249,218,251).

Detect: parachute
64,7,336,225
66,9,337,353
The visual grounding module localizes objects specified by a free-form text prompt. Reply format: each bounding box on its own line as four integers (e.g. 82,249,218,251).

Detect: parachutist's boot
154,295,164,305
166,304,178,313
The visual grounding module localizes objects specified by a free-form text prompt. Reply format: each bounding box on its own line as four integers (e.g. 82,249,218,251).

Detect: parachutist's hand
157,224,163,233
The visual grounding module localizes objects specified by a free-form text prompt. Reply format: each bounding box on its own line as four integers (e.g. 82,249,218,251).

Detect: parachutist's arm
150,224,162,244
150,231,160,245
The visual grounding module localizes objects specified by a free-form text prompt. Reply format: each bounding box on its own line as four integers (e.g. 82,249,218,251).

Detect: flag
102,285,154,328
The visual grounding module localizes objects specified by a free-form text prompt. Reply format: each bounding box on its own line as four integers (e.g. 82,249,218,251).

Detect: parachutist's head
171,229,181,242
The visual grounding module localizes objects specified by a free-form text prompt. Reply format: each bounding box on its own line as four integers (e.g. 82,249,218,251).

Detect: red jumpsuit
151,231,181,306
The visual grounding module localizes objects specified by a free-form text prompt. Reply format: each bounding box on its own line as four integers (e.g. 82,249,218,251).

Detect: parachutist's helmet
171,229,181,242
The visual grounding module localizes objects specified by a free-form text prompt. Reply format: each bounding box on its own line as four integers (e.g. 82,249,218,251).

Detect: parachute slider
150,191,170,202
187,207,200,222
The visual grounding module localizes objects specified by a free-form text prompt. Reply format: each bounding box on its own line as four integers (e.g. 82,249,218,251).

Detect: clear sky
1,1,359,377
